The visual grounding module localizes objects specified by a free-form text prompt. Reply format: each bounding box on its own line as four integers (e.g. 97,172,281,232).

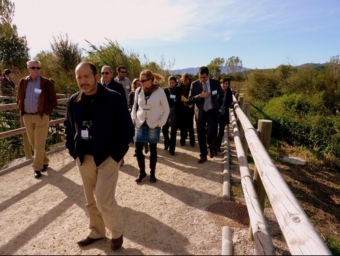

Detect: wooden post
241,103,250,155
249,119,272,240
238,95,244,110
20,116,32,160
254,120,272,209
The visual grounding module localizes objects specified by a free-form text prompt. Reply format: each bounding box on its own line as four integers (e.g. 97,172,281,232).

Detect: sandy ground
0,126,288,255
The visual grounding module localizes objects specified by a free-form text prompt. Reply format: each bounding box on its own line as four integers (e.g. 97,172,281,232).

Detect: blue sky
12,0,340,70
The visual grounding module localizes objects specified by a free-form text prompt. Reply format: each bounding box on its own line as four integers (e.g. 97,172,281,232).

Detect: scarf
143,83,160,95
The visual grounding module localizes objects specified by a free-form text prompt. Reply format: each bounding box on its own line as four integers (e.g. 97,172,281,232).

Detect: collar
28,75,41,82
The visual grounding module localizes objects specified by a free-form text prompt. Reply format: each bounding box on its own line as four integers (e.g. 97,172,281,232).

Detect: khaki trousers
22,114,50,170
76,155,123,239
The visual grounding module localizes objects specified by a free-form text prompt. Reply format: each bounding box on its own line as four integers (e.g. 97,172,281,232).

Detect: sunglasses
101,72,110,75
120,71,126,73
30,66,41,70
140,79,150,83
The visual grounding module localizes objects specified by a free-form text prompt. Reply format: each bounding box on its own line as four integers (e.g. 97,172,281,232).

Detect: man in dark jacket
64,62,134,250
188,66,223,163
100,65,127,105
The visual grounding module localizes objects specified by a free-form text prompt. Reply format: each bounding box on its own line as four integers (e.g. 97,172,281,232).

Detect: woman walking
131,70,169,183
129,78,149,156
178,73,195,146
215,77,234,153
162,76,182,155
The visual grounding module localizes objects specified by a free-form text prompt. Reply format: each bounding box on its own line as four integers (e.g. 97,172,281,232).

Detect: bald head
75,62,98,95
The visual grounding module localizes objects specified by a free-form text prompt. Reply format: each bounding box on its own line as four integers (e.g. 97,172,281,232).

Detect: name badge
143,104,150,110
81,130,89,140
212,90,217,95
170,94,176,99
125,86,130,89
34,88,42,94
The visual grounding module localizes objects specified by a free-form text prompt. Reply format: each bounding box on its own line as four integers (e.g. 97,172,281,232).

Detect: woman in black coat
215,77,234,153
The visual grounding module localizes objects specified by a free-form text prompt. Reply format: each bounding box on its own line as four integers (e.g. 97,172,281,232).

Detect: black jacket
103,78,127,105
188,78,223,123
64,83,134,166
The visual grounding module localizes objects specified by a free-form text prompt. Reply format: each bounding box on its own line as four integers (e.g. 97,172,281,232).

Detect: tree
225,56,243,75
51,33,82,74
207,57,224,78
86,39,143,80
0,0,29,68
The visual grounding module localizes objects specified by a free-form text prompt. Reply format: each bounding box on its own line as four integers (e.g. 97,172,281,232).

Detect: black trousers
196,109,218,158
216,113,229,150
179,108,195,146
162,122,179,153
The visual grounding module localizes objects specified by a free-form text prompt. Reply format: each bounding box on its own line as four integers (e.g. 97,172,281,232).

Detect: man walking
101,65,126,104
64,62,134,250
188,66,223,163
17,60,58,178
114,65,130,103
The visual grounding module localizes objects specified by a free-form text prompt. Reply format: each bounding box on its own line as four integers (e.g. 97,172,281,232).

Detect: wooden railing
227,94,331,255
0,98,68,166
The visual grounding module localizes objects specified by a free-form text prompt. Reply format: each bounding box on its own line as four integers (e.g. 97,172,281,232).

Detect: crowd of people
1,61,235,250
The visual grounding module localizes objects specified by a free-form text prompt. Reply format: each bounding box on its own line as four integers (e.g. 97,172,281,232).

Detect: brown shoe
197,157,207,164
111,235,123,250
77,236,103,247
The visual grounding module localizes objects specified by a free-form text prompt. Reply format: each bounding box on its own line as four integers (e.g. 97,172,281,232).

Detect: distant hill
171,66,251,75
171,63,327,75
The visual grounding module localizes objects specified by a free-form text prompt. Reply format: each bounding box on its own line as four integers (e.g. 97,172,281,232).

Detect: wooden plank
0,118,65,139
230,109,275,255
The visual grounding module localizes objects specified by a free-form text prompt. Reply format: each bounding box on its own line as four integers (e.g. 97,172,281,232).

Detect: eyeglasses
140,79,150,83
101,72,110,75
30,66,41,70
120,71,126,73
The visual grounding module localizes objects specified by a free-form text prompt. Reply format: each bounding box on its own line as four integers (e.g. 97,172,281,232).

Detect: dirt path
0,127,286,255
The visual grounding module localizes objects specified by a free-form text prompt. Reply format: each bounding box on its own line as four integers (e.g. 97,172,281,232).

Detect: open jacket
64,84,134,166
131,86,170,128
188,78,223,123
17,76,58,116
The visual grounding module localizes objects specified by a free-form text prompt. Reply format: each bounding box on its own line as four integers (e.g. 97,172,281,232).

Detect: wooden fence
0,98,68,163
227,94,331,255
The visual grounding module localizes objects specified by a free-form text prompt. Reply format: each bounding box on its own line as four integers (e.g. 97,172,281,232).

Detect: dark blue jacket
64,83,134,166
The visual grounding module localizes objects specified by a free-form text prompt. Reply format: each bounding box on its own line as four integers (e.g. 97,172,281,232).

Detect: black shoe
164,145,169,150
190,143,195,147
135,172,146,183
41,164,48,172
198,157,207,164
34,170,42,178
209,149,215,158
169,151,175,156
150,174,157,183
